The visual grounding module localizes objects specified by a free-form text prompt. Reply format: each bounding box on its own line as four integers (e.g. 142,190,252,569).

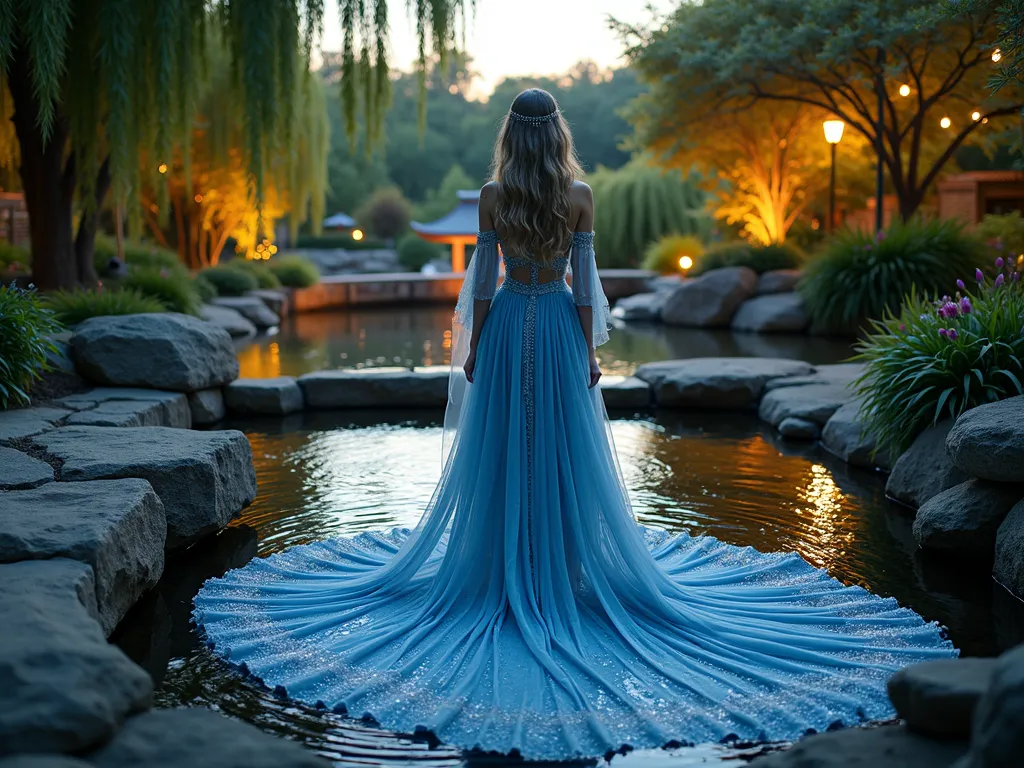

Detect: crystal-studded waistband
500,277,569,297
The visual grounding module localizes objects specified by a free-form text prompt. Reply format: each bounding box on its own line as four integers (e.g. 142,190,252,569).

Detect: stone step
299,367,449,409
634,358,814,409
55,388,190,429
0,446,54,490
225,377,304,416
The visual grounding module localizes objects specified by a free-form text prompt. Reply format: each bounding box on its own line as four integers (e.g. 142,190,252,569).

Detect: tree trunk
73,156,111,285
7,50,77,290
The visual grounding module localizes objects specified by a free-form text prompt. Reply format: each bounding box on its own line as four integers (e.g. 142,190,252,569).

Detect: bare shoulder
479,181,499,212
570,180,593,206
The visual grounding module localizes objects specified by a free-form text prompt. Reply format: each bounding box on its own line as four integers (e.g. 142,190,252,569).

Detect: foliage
295,234,387,250
227,259,282,290
93,236,182,275
415,164,476,223
799,218,988,334
588,158,713,268
199,266,259,297
696,242,804,276
642,235,706,275
268,254,321,288
120,268,203,316
627,0,1024,221
0,284,60,409
42,288,166,326
854,257,1024,455
356,187,413,241
398,236,444,272
0,241,31,274
194,273,218,303
976,211,1024,261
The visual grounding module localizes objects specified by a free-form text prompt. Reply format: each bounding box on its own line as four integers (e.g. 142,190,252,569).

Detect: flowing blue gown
194,231,956,760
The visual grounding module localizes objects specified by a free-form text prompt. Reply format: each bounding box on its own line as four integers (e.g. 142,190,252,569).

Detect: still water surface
114,410,1024,767
236,307,855,378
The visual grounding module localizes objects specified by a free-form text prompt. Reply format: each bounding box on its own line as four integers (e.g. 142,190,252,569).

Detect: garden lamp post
823,119,845,234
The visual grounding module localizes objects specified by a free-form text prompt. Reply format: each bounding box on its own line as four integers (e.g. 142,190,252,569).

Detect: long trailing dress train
193,231,956,760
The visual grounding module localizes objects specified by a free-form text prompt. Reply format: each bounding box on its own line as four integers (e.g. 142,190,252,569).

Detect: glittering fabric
195,281,956,761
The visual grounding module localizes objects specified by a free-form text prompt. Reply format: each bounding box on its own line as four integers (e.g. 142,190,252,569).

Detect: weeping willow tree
589,158,713,268
0,0,467,290
140,43,329,268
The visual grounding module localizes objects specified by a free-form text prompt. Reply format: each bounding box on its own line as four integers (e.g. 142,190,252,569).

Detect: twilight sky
321,0,676,99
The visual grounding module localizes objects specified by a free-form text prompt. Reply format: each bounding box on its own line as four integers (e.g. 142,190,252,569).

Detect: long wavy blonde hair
490,88,583,264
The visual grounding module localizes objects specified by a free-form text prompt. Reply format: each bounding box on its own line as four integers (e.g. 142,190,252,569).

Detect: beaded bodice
474,230,593,298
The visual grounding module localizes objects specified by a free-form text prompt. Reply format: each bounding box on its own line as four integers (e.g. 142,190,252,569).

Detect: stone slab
0,478,166,635
70,313,239,392
946,396,1024,483
886,422,969,510
224,377,304,416
0,559,152,755
599,376,652,409
888,658,997,740
56,388,190,429
199,304,257,339
247,289,289,316
763,363,866,392
778,416,820,439
731,293,809,333
758,382,852,428
749,724,966,768
89,708,328,768
821,400,892,471
958,644,1024,768
299,368,449,409
0,407,70,442
188,388,226,425
634,358,814,409
0,446,53,490
26,427,256,550
913,478,1024,558
612,292,666,321
994,500,1024,599
210,296,280,329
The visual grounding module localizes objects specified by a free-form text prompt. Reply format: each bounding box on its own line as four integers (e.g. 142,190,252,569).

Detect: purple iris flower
996,273,1006,288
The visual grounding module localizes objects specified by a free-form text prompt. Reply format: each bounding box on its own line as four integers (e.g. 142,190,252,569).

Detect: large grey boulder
199,304,257,338
0,407,70,442
958,644,1024,768
0,479,166,635
888,658,997,740
26,427,256,550
756,269,802,295
210,296,280,330
90,709,328,768
886,422,968,509
187,388,226,425
299,367,449,409
0,559,152,755
225,377,304,416
994,500,1024,599
599,376,651,409
0,446,53,490
57,388,190,429
913,479,1024,558
612,292,667,321
821,400,891,471
749,724,966,768
758,382,852,428
70,313,238,392
661,267,758,327
634,358,813,409
946,396,1024,483
731,293,809,333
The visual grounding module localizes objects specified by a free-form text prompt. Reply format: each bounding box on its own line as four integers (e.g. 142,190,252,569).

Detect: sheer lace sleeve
454,231,500,332
569,231,611,348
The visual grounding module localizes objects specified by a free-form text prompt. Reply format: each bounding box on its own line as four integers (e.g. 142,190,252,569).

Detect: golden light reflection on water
792,463,854,570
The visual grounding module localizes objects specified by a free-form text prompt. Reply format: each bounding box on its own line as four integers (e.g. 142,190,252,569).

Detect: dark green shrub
641,234,705,274
800,218,987,334
397,236,443,272
94,235,181,273
193,273,218,302
227,258,282,289
0,284,60,409
694,241,803,275
0,241,31,274
294,234,386,250
121,267,203,315
199,265,259,296
267,254,320,287
854,257,1024,455
975,212,1024,268
42,287,165,326
355,187,412,241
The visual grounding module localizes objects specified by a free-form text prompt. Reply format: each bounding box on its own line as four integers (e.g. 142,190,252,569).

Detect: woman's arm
570,184,601,388
464,183,499,382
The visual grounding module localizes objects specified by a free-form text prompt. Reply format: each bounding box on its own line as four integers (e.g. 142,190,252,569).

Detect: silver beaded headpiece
508,109,559,125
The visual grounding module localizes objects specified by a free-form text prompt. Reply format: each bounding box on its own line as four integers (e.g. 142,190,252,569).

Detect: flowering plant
853,256,1024,456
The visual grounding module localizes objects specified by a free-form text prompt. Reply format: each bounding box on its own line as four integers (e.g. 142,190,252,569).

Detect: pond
236,307,856,379
113,409,1024,767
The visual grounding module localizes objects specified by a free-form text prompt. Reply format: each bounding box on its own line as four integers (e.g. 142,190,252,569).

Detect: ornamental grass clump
121,267,203,315
43,287,166,326
0,284,60,409
854,256,1024,456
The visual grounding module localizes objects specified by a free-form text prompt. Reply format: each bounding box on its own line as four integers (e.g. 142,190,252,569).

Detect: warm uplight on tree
898,84,911,97
352,229,365,241
158,163,168,174
822,120,845,144
678,255,693,270
972,111,982,121
940,116,952,129
993,48,1003,62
